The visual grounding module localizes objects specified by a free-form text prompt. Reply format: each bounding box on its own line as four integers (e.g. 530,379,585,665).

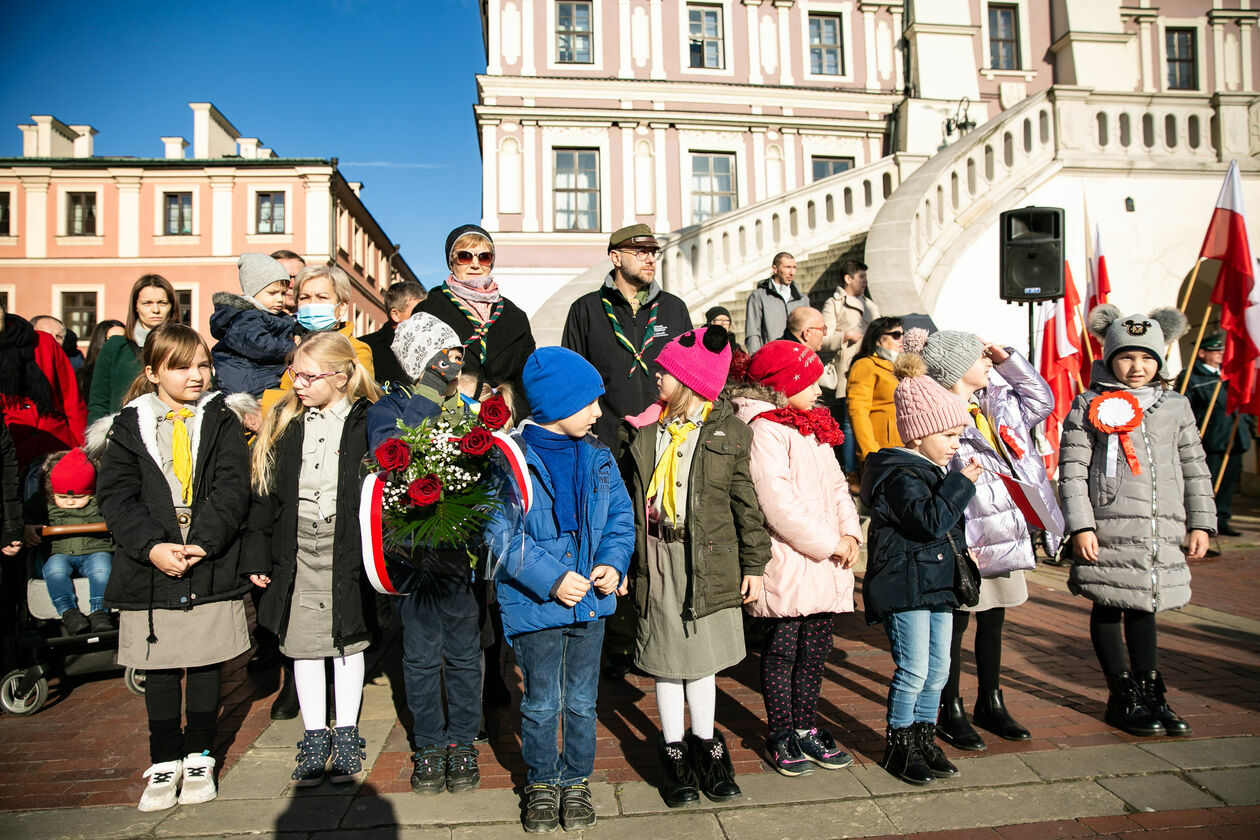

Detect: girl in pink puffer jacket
730,341,863,778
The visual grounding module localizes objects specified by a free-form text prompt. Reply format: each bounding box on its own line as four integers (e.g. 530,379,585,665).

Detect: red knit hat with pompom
746,340,823,397
49,448,96,495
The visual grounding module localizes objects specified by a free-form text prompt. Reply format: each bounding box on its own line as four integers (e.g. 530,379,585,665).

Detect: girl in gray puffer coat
1060,305,1213,739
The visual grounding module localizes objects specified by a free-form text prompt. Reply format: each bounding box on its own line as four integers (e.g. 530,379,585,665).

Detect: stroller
0,521,144,716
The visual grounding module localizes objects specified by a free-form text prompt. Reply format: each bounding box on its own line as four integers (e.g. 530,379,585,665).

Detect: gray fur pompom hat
392,312,462,381
1087,304,1189,380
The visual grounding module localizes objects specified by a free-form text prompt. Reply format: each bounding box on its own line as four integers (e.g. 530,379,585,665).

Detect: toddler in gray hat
208,253,297,397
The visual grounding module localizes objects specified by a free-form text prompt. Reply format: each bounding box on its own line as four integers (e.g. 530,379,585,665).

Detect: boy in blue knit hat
485,347,635,833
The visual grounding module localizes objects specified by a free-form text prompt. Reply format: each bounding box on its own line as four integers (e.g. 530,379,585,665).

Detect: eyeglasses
883,330,904,339
453,250,495,267
807,324,829,335
287,367,342,387
618,247,660,261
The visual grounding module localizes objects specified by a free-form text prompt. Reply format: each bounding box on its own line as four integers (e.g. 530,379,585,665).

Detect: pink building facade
0,103,417,342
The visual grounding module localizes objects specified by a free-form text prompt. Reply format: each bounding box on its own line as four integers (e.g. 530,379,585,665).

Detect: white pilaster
115,175,141,258
1213,21,1226,93
620,124,635,226
22,175,48,259
488,0,503,75
481,122,499,230
652,125,670,232
782,127,798,192
521,0,536,76
863,7,877,90
650,0,666,79
209,173,235,257
522,121,539,232
774,1,794,85
303,172,332,260
1139,20,1155,92
744,0,764,85
1243,21,1255,92
619,0,633,77
892,9,904,91
751,127,767,202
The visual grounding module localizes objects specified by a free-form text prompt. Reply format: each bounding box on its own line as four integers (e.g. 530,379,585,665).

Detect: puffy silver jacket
1060,362,1216,612
949,351,1065,576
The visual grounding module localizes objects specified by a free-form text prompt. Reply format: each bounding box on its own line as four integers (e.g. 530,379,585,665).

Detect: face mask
875,345,899,362
296,303,339,332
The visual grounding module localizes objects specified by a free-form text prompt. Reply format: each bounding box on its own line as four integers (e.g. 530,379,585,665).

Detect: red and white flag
1205,160,1260,415
1085,222,1111,359
1037,262,1084,476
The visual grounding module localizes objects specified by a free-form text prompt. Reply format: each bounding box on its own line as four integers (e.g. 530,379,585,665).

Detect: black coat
414,286,536,413
1180,361,1255,455
359,323,409,389
241,399,376,652
99,393,252,611
859,447,974,624
0,419,20,547
562,276,693,448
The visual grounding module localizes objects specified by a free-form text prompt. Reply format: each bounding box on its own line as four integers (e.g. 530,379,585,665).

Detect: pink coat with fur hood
730,383,862,618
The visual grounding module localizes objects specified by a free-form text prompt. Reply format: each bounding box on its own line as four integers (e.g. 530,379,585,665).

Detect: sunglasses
287,367,342,387
453,250,495,266
883,330,904,339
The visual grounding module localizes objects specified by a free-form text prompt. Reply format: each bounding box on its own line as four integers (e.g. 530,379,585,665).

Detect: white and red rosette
1088,391,1144,475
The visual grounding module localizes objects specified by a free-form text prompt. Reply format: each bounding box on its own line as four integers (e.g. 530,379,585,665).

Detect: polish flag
1085,222,1111,359
1037,262,1084,476
1205,160,1260,414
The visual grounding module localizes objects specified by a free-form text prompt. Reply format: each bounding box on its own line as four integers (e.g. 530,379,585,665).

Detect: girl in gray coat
1060,306,1213,738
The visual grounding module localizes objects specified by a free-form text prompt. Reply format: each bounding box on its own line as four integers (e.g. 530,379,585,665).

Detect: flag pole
1198,380,1223,437
1214,414,1243,493
1178,304,1214,395
1074,303,1095,366
1178,258,1205,313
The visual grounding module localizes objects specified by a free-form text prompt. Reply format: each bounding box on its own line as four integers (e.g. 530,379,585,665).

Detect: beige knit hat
893,354,971,441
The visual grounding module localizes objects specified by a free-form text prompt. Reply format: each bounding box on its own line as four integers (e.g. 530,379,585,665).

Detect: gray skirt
117,599,250,669
961,570,1029,612
280,515,369,660
635,536,745,680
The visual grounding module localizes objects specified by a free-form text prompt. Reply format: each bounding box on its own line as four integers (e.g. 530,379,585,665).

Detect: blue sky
1,0,485,284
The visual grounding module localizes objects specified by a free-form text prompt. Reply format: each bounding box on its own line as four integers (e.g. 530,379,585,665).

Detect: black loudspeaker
999,206,1065,302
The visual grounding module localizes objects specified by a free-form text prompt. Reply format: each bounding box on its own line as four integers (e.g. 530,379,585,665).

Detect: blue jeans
393,571,482,748
512,621,605,785
832,398,857,474
40,551,112,615
883,609,952,729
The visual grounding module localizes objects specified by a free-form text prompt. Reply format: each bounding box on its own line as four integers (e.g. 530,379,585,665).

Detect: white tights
653,675,716,743
293,653,365,732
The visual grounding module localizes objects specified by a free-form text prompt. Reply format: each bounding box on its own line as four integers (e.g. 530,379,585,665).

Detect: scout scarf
646,402,713,523
1088,390,1144,476
441,284,504,364
754,406,843,446
602,294,659,378
166,407,196,503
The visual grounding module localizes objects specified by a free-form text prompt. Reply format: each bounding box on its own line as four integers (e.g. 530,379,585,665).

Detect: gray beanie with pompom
1087,304,1189,380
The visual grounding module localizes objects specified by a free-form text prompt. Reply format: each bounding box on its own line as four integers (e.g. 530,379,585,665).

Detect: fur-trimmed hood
211,290,265,313
123,390,220,476
726,381,787,424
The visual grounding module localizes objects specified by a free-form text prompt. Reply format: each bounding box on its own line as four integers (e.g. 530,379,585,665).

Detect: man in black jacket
359,280,425,388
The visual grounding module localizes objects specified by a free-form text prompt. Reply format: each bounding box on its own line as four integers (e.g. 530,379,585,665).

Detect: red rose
374,438,411,472
478,395,511,430
407,474,442,507
459,426,494,456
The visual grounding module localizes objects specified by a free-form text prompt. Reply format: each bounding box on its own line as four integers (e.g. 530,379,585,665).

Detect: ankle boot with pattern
913,721,959,778
1138,671,1192,736
1104,671,1165,736
291,728,331,786
936,697,986,751
880,727,934,786
685,730,741,802
972,689,1031,741
329,725,367,783
656,736,700,807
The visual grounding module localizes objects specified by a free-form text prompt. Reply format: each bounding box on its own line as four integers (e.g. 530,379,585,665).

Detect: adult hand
831,536,860,569
1186,529,1210,560
554,571,592,607
249,574,271,588
1071,531,1100,563
844,328,864,345
961,458,984,483
2,541,22,557
242,411,263,434
741,574,763,604
982,342,1010,364
590,564,621,595
150,543,188,577
23,524,42,547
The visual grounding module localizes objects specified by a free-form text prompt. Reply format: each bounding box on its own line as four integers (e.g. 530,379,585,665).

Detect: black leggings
760,613,835,734
144,665,222,763
1089,603,1158,675
943,608,1005,699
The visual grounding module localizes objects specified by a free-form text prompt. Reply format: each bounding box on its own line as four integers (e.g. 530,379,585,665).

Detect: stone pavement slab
1018,743,1178,781
1187,767,1260,806
342,789,523,828
1137,735,1260,770
850,754,1039,795
0,805,167,840
152,793,353,836
875,779,1125,833
1097,773,1222,811
321,830,449,840
616,764,869,815
714,798,897,840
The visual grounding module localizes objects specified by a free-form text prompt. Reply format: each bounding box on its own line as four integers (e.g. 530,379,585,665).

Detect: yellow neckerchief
645,402,713,524
968,402,1011,468
165,407,195,504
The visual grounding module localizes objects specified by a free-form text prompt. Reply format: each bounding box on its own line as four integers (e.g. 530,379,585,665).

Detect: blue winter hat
523,347,605,424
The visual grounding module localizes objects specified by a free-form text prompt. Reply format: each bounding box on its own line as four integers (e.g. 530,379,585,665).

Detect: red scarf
754,406,844,446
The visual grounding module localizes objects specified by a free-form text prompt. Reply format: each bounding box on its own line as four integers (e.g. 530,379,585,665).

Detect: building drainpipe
329,157,339,268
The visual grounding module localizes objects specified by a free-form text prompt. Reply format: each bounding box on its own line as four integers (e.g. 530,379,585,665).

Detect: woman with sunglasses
412,224,536,414
846,317,905,464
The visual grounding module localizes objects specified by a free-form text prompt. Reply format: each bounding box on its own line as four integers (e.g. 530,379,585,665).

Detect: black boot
656,736,700,807
1137,671,1192,736
1218,517,1242,537
1104,671,1165,736
936,697,986,751
270,660,300,721
913,722,959,778
880,727,934,786
685,730,741,802
61,607,90,636
972,689,1031,741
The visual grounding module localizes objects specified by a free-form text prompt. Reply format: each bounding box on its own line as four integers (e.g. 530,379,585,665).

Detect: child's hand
249,574,271,588
741,575,763,604
1071,531,1100,563
831,536,860,569
181,544,208,567
616,576,629,597
590,564,621,595
982,342,1010,363
961,458,983,483
150,543,188,577
1186,529,1210,560
23,525,42,547
554,571,592,607
2,541,22,556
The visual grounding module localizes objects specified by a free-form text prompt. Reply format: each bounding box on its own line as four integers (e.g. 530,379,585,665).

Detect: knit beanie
902,328,984,390
49,448,96,495
392,312,462,381
1088,304,1189,380
238,252,290,300
655,326,733,401
444,224,494,269
746,340,823,397
522,347,605,424
893,354,971,442
705,306,731,323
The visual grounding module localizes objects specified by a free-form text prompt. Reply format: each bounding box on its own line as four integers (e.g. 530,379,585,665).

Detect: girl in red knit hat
623,325,771,808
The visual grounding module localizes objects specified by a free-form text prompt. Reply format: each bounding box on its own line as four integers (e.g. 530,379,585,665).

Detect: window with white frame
553,148,600,231
174,289,194,326
1166,28,1197,90
163,192,193,236
987,4,1020,71
60,291,98,337
66,192,97,236
556,1,593,64
809,13,844,76
691,152,736,223
688,4,724,69
0,291,8,311
811,156,854,181
256,192,285,234
0,192,9,236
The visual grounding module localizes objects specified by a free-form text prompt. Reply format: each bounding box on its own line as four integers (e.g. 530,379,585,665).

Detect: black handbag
947,532,981,608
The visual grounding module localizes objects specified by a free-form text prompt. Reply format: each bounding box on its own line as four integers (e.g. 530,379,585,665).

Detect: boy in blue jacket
209,252,296,397
486,347,634,834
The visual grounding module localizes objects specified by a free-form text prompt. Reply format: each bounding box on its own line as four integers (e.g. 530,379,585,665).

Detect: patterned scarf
646,403,713,524
441,284,504,364
602,294,659,378
444,274,501,321
165,408,195,504
754,406,844,446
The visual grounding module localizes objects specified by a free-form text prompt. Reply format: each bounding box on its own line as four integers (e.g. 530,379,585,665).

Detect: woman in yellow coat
846,317,905,460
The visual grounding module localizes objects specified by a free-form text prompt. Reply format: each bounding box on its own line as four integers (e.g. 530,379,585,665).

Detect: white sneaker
176,752,217,805
138,759,182,812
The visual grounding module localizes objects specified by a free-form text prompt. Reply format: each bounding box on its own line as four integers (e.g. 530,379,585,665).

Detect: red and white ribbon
359,471,402,596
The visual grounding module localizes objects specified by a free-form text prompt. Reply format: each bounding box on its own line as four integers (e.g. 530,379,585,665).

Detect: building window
60,292,97,337
690,152,736,223
809,13,844,76
556,1,593,64
164,192,193,236
175,289,193,326
1166,28,1197,90
0,193,9,236
987,4,1020,70
66,192,97,236
688,4,724,69
0,291,7,311
553,148,600,231
811,156,855,181
256,192,285,234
